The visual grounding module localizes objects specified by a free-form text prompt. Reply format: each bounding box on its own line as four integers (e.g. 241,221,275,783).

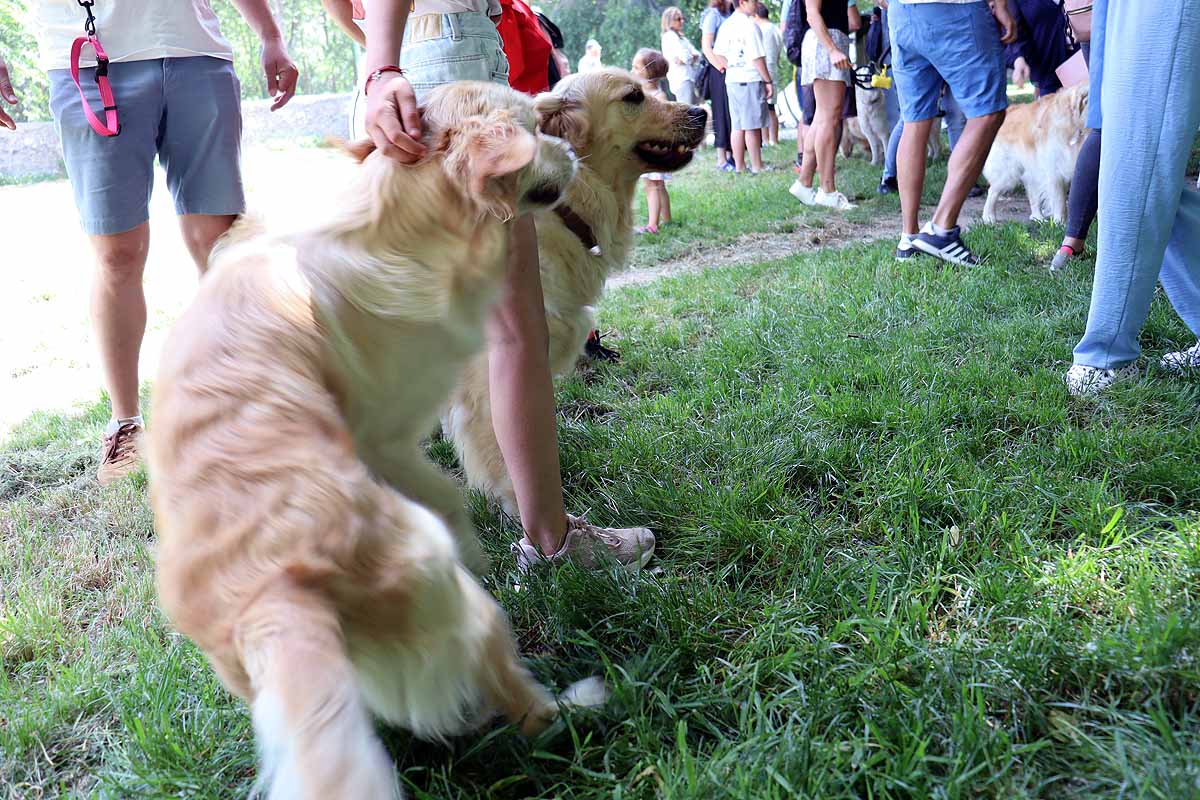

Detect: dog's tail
239,582,401,800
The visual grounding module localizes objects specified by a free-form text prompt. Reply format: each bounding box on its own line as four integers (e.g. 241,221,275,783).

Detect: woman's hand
830,49,850,71
364,73,427,163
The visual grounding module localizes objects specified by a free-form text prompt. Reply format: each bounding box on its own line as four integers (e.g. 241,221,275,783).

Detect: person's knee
93,235,149,286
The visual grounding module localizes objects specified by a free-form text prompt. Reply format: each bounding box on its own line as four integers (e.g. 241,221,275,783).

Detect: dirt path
0,146,1032,435
609,192,1032,290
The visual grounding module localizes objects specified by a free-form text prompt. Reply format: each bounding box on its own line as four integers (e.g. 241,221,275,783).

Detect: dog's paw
558,676,609,709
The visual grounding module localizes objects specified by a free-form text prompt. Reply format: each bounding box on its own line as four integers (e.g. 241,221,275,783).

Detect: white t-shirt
578,53,603,73
714,10,765,84
661,29,700,93
34,0,234,71
755,20,783,84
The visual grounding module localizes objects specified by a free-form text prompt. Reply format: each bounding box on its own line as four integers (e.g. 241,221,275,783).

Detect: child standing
632,48,673,234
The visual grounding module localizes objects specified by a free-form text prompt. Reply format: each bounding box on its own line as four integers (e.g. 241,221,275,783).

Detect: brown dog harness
553,205,601,256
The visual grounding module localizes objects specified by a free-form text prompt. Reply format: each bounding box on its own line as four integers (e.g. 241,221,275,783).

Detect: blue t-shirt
701,5,729,38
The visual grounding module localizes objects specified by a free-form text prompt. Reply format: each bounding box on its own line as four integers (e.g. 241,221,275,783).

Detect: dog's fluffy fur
443,68,707,513
841,87,888,165
149,82,592,800
982,84,1090,224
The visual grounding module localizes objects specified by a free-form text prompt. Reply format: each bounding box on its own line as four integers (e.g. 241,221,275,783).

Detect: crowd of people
0,0,1197,529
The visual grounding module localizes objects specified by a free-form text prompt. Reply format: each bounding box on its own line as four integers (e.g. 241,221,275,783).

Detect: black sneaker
877,176,898,195
968,183,986,199
911,223,979,266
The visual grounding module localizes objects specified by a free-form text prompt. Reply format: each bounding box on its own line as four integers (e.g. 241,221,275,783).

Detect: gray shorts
726,80,768,131
49,56,244,236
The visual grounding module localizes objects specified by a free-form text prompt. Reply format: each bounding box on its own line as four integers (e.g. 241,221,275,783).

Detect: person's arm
753,56,774,97
701,13,728,71
322,0,367,46
992,0,1018,44
552,48,571,77
848,1,862,33
363,0,426,162
0,54,18,130
230,0,299,110
804,0,849,70
747,26,773,98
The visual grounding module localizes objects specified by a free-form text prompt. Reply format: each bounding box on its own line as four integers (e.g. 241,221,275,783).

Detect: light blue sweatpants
883,87,966,181
1072,0,1200,368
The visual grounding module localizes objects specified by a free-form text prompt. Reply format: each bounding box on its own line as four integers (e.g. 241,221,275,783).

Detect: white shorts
801,28,852,87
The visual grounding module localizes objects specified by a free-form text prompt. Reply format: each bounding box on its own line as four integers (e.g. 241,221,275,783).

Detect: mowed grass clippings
3,147,1200,799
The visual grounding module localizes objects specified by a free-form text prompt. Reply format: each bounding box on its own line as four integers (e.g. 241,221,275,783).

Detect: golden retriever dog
982,84,1090,224
443,68,707,514
148,81,599,800
841,86,888,165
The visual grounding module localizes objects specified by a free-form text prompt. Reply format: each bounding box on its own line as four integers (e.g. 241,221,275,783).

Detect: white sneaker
789,179,817,205
1159,341,1200,374
1064,363,1140,397
815,189,858,210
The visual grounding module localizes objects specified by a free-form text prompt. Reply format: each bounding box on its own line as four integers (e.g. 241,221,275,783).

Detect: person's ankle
527,518,569,557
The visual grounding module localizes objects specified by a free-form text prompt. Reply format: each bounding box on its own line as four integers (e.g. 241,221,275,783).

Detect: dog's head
534,68,707,184
348,81,578,221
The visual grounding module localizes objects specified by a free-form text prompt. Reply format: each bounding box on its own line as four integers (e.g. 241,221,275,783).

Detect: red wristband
364,66,404,95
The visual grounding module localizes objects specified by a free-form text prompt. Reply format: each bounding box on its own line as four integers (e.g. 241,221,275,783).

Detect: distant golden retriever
148,82,597,800
444,68,707,513
982,84,1089,224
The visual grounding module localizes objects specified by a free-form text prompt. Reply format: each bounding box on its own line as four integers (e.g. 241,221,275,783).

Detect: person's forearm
701,32,717,62
753,56,771,84
365,0,410,73
848,5,862,33
322,0,366,46
804,1,838,54
230,0,284,43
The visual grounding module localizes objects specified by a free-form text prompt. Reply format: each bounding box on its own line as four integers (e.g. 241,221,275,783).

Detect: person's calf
179,213,238,273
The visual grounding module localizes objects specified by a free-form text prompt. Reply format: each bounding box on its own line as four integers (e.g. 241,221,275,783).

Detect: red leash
70,0,120,137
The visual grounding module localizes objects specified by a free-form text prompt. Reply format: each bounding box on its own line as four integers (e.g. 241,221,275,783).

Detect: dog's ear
1075,85,1089,121
460,116,538,197
534,92,590,146
339,138,378,162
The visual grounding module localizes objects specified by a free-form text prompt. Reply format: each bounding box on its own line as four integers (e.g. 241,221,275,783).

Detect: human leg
487,215,569,555
929,109,1004,230
1059,128,1101,259
731,128,747,171
660,182,672,223
178,214,239,273
89,225,151,422
644,178,661,228
897,118,934,235
811,78,845,193
1071,0,1200,372
745,128,763,172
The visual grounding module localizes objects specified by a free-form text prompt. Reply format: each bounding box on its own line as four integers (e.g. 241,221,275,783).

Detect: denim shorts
888,1,1007,123
351,12,510,138
49,56,244,236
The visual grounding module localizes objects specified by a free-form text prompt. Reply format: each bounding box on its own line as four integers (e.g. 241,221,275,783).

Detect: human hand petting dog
0,54,19,131
365,72,427,163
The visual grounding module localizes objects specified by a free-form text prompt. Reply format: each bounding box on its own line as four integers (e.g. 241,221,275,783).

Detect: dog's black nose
685,106,709,127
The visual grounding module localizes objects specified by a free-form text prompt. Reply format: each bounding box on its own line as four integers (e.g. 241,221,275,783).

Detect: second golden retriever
444,68,707,515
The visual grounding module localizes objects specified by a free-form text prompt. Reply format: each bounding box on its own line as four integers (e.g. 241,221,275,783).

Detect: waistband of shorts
403,11,500,43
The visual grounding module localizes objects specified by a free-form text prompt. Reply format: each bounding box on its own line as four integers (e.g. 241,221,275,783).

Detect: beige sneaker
97,421,144,486
512,514,655,573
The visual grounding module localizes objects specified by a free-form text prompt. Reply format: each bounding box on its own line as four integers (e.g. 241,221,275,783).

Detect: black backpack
536,12,565,88
784,0,808,66
864,7,888,66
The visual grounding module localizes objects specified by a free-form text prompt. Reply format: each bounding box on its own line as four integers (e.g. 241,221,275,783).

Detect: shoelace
102,422,140,464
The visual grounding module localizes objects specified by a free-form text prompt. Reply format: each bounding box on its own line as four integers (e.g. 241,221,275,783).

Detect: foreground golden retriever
982,84,1089,224
445,68,707,513
149,82,596,799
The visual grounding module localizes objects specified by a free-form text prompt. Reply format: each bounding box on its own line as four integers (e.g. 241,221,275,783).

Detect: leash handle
70,35,120,137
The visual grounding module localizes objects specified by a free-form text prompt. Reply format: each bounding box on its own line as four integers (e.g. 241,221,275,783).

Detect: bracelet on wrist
365,66,404,96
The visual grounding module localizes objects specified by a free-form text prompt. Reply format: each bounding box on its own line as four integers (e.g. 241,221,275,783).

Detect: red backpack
496,0,553,95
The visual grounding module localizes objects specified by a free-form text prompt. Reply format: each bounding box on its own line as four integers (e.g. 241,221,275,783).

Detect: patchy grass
4,144,1200,799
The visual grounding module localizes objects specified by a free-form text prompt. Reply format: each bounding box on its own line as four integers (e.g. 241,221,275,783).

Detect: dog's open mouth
634,140,696,171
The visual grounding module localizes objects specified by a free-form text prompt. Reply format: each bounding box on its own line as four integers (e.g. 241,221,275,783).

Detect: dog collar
554,205,602,256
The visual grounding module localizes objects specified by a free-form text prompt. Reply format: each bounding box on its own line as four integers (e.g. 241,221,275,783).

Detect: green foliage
0,0,357,124
0,0,49,123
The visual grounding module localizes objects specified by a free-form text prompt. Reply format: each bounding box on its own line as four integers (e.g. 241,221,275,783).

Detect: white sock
106,414,144,436
930,222,957,237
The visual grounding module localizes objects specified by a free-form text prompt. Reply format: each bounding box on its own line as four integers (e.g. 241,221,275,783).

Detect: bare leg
744,129,764,172
930,110,1005,230
645,179,661,228
799,123,818,187
178,213,238,273
659,183,672,224
487,215,569,556
898,118,935,235
731,129,747,171
768,107,779,145
812,78,846,194
90,223,151,420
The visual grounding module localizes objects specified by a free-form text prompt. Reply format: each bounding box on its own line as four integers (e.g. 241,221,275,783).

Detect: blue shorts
351,12,510,138
49,56,244,236
888,1,1007,123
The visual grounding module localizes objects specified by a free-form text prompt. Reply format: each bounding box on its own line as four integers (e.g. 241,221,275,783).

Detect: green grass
4,147,1200,799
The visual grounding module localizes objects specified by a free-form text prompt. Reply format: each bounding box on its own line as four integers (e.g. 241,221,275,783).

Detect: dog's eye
623,88,645,104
